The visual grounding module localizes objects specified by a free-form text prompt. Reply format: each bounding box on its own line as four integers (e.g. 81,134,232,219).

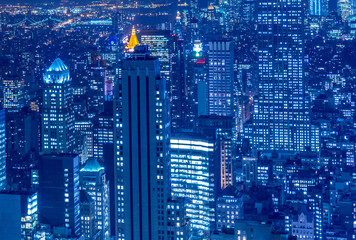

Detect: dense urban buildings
0,0,355,239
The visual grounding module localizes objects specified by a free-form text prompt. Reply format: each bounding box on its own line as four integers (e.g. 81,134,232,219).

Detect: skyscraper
41,58,75,154
114,45,170,240
170,134,216,237
80,158,111,240
93,102,114,160
253,0,311,151
38,154,81,237
0,191,38,240
88,54,106,114
2,75,25,113
171,35,186,129
140,30,171,93
0,109,5,190
208,40,234,116
196,115,234,190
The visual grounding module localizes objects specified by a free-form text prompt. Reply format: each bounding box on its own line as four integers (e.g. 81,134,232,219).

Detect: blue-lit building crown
43,58,71,84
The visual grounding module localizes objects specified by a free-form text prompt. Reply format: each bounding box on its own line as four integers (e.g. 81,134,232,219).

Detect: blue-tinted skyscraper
253,0,311,151
42,58,75,154
114,46,170,240
208,40,234,117
80,158,111,240
0,109,5,190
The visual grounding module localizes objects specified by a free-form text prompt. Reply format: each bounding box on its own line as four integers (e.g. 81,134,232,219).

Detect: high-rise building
6,107,39,158
80,158,111,240
196,115,234,190
88,54,106,114
171,35,186,130
41,58,75,154
170,134,216,237
0,190,38,240
75,120,94,159
208,40,234,117
309,0,328,15
80,190,98,240
140,30,171,93
114,45,170,240
38,154,81,237
93,102,114,160
2,75,25,113
253,0,311,151
0,109,5,190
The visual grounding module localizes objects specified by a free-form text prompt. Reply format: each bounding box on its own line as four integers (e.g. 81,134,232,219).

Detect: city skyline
0,0,356,240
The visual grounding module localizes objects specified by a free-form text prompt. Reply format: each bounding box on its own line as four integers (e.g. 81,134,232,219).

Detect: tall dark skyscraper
39,154,81,237
171,35,186,130
88,55,106,114
114,46,170,240
41,58,75,154
253,0,311,151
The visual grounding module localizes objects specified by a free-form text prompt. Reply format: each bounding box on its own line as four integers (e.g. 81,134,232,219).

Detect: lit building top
43,58,70,84
80,158,104,172
208,3,214,10
127,26,140,51
176,11,181,20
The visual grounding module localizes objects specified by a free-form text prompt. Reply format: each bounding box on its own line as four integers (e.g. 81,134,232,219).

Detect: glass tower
170,134,216,237
253,0,311,151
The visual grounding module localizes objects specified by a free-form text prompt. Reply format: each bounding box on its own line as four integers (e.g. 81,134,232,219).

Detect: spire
127,26,139,50
176,11,181,20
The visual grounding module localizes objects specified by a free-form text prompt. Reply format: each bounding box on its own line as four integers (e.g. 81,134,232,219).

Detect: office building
6,107,39,158
93,102,114,160
0,191,38,240
196,115,234,190
253,0,311,151
2,75,25,113
75,120,94,159
208,40,234,116
114,45,170,240
0,109,5,190
88,55,106,114
216,186,244,231
170,134,216,237
80,190,99,240
80,158,111,240
309,0,328,15
38,154,81,237
140,30,171,93
41,58,75,154
171,35,186,130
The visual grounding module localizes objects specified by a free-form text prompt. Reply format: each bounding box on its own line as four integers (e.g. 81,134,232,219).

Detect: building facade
253,0,311,151
208,40,234,117
114,46,170,240
80,158,111,240
170,134,216,237
39,154,81,237
41,58,75,154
